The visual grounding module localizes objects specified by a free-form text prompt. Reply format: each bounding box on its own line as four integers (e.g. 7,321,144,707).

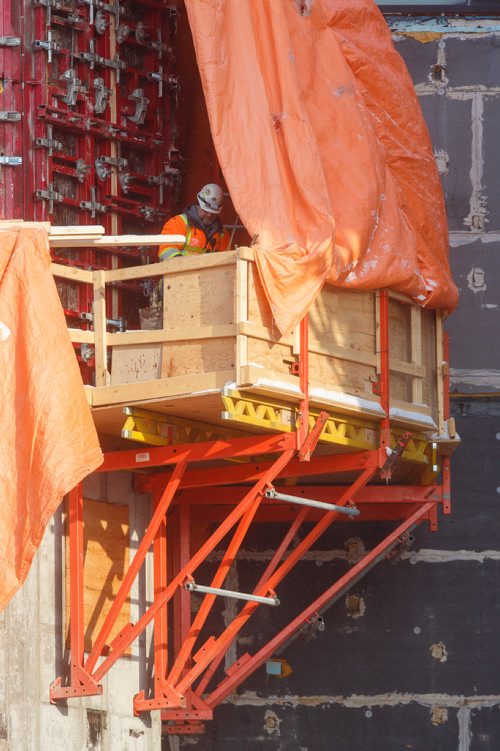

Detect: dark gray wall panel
482,97,500,230
394,37,439,84
445,36,500,89
446,241,500,389
470,707,500,751
419,95,472,231
177,704,459,751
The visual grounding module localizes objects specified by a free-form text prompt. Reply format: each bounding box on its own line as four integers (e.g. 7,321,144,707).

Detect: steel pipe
265,489,360,517
184,581,280,607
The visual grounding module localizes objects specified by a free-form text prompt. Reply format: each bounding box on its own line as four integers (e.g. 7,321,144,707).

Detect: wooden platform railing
45,225,445,434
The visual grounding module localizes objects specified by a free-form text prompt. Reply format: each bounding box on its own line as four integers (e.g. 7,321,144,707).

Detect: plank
67,328,95,345
50,225,104,235
107,324,236,346
104,250,237,282
92,269,110,387
235,255,249,383
435,311,445,434
411,305,424,403
50,262,93,283
90,370,236,407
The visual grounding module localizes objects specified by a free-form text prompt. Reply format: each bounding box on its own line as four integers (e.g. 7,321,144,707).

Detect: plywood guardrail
47,227,445,432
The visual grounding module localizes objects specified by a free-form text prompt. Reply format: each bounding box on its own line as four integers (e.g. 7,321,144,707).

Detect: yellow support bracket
121,406,244,446
221,389,430,464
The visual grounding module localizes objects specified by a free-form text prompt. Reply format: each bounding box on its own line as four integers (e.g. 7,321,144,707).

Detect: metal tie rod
184,581,280,607
264,489,360,517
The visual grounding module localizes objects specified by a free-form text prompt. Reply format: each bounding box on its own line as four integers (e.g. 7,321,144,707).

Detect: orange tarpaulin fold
0,226,103,611
185,0,458,335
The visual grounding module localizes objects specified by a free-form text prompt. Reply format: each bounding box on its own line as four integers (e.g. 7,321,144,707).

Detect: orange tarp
185,0,458,335
0,226,103,611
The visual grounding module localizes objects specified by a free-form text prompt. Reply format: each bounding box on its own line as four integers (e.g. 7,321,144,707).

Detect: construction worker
158,183,230,261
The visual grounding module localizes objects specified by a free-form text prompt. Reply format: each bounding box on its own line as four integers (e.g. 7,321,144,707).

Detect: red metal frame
50,305,452,736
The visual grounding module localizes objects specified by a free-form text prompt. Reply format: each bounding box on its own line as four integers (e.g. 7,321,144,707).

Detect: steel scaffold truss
50,305,454,735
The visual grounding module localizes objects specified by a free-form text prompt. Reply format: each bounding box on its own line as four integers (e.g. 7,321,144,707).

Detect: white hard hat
197,183,224,214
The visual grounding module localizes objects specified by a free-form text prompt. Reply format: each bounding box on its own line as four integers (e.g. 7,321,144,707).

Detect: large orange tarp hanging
0,226,103,611
185,0,458,335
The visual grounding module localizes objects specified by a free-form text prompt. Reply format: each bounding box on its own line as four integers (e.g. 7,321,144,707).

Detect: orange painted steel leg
206,501,435,709
50,486,102,701
177,503,192,661
136,501,197,714
168,495,263,686
153,489,168,693
441,457,451,514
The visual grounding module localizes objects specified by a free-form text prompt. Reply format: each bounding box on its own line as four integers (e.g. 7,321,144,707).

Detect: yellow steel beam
120,394,431,466
221,389,430,464
121,406,244,446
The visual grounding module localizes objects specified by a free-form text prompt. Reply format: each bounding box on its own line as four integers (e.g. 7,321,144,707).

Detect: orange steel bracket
50,299,453,729
50,484,103,701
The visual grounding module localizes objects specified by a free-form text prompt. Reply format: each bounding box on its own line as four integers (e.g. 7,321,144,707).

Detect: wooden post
435,311,445,435
410,306,423,404
235,252,249,384
92,269,110,386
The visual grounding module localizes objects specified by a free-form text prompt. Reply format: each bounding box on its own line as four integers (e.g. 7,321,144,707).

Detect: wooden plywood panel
163,264,236,328
308,287,376,354
111,342,162,385
308,351,375,394
160,338,235,378
389,299,412,363
246,336,293,376
65,499,130,654
390,371,412,403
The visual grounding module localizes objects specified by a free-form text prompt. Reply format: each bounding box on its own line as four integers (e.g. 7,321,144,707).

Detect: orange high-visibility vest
159,213,229,261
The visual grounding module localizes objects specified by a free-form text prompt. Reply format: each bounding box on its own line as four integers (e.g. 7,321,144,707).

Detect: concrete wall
170,20,500,751
0,472,161,751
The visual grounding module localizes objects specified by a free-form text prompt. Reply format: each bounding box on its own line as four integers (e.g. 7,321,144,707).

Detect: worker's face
197,206,218,226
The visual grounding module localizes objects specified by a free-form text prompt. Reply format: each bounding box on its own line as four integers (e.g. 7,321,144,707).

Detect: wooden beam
92,269,110,387
435,311,445,435
49,225,104,235
235,255,249,383
67,329,95,345
389,357,426,379
107,324,236,347
50,263,93,284
104,250,237,283
410,306,423,403
90,370,236,407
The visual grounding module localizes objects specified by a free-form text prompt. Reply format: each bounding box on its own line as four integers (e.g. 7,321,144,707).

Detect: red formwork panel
0,0,24,218
8,0,184,381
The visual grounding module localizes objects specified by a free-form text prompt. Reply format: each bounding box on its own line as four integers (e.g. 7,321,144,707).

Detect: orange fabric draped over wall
185,0,458,335
0,226,103,611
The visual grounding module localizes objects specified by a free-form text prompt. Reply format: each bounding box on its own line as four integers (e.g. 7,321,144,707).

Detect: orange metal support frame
50,315,452,735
